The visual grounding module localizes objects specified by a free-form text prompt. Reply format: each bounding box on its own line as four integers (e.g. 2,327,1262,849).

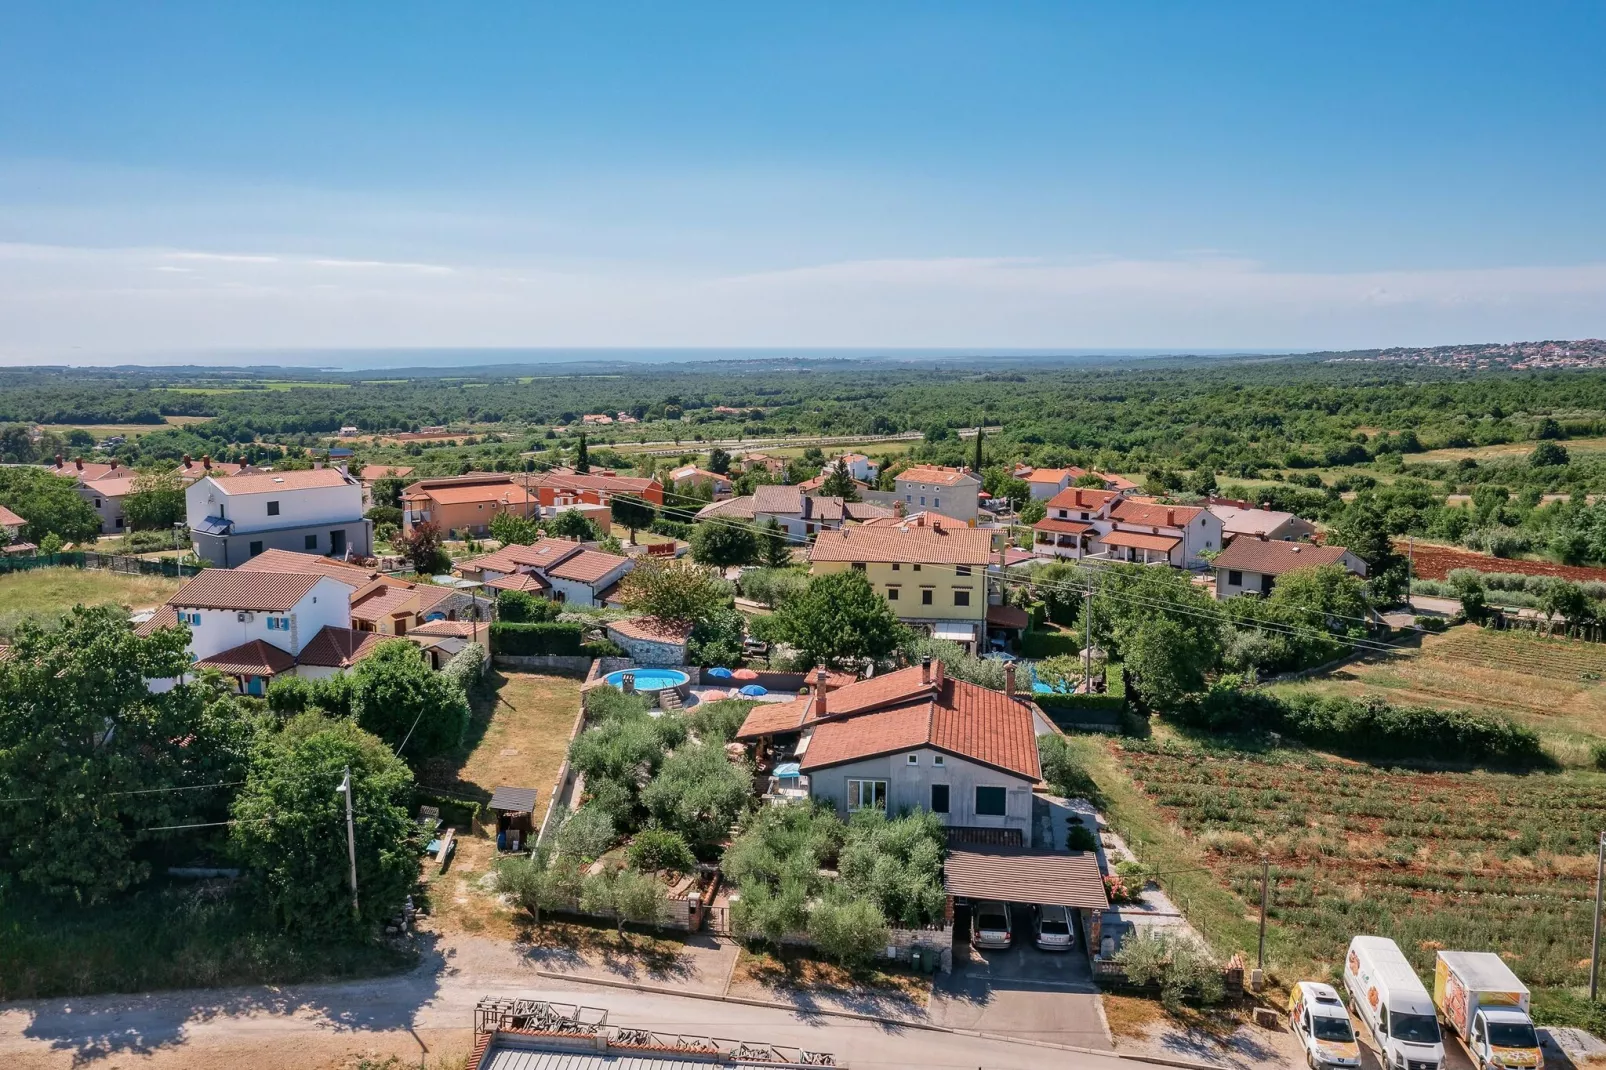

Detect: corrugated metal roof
945,847,1110,909
488,785,539,813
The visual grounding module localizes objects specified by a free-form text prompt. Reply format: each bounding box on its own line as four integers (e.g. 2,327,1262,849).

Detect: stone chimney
74,457,84,471
182,454,193,469
1005,662,1017,699
108,458,119,471
202,455,212,471
1166,509,1176,527
921,655,932,685
931,519,943,533
814,667,828,717
54,454,63,469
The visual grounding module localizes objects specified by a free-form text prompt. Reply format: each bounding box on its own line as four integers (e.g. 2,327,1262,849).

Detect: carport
945,846,1111,916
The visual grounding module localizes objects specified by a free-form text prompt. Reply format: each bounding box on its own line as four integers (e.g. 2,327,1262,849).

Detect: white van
1345,936,1445,1070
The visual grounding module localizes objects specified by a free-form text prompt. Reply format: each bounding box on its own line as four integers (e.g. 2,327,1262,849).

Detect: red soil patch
1397,540,1606,583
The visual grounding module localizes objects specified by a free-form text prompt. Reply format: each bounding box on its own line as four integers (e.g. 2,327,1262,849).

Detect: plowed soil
1397,540,1606,582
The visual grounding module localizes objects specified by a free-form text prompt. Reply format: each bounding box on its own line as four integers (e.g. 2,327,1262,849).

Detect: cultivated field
1270,625,1606,748
1399,539,1606,582
37,415,212,437
1115,738,1606,1008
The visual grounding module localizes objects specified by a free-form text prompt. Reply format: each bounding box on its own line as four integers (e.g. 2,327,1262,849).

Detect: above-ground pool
603,668,690,691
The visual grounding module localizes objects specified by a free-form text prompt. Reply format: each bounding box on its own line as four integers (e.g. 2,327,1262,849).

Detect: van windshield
1487,1022,1538,1049
1313,1016,1355,1043
1391,1013,1441,1044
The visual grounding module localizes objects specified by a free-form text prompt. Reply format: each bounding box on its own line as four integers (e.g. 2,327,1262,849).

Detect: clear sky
1,2,1603,360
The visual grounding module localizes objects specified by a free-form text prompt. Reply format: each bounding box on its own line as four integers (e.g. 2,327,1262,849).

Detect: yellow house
808,515,994,651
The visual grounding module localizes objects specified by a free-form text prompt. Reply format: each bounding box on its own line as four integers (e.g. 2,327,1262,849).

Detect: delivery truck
1344,936,1445,1070
1432,951,1541,1070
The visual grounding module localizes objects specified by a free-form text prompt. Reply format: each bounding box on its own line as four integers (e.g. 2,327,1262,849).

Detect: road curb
530,968,1228,1070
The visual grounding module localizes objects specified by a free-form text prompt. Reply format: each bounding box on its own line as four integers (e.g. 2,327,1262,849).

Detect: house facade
694,488,893,539
1032,487,1125,559
893,465,982,525
400,474,535,536
1212,540,1367,599
1208,504,1318,544
668,465,733,500
1031,490,1223,568
186,469,372,566
455,536,633,607
808,516,992,651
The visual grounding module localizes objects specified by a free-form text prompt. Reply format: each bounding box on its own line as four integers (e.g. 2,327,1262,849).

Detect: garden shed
488,784,539,853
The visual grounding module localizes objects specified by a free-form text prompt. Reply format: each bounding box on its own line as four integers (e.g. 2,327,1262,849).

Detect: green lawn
0,566,185,636
1020,622,1080,657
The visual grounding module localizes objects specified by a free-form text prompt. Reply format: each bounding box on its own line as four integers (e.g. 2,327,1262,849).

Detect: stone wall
494,654,595,673
604,625,687,667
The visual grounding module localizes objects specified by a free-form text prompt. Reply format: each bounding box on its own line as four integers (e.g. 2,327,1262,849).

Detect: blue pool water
603,668,691,691
1027,663,1075,695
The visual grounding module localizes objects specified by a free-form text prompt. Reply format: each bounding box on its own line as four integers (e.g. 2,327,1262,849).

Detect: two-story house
1097,499,1222,567
735,659,1045,839
1022,467,1084,500
1207,504,1318,545
893,465,982,525
826,453,880,483
455,536,633,607
1212,539,1367,599
693,487,893,538
808,515,993,651
400,474,536,537
523,472,664,514
238,548,483,635
186,469,372,566
1031,487,1126,560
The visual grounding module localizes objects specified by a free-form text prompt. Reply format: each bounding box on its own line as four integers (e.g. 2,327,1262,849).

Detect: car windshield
1039,919,1070,935
1391,1013,1441,1044
1313,1016,1355,1043
1487,1022,1538,1049
977,910,1008,929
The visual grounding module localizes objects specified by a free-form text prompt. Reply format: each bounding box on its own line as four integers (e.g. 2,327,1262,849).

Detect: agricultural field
1408,436,1606,464
1400,539,1606,582
36,415,211,438
0,566,185,636
1114,737,1606,1017
1270,625,1606,751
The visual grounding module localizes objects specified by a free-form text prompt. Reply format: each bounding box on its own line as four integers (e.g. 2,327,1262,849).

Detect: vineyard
1115,739,1606,1002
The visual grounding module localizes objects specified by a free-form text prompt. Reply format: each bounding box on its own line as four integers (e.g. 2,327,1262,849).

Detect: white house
826,453,880,483
1031,487,1126,559
186,469,372,566
454,537,633,607
1212,539,1368,599
1023,467,1082,500
1096,499,1223,568
894,466,982,525
543,548,633,607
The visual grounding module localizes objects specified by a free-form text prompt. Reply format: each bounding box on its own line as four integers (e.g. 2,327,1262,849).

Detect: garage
946,845,1111,950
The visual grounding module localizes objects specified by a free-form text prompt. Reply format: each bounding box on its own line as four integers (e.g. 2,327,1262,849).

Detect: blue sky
1,2,1603,359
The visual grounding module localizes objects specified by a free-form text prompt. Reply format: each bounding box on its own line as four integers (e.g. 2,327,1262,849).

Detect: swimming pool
603,668,691,692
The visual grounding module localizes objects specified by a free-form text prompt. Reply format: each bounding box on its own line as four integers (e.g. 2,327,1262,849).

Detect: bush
440,642,487,694
836,809,947,927
581,638,627,658
806,897,890,966
497,589,560,623
491,620,584,656
1066,823,1098,851
1593,742,1606,771
739,567,807,609
627,827,697,874
1038,732,1101,800
639,741,753,853
584,683,652,722
649,517,693,541
688,697,756,742
496,851,583,923
1114,929,1224,1010
687,606,746,667
551,805,616,862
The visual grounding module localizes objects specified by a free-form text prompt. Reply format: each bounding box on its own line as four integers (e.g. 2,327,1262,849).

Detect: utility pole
1258,855,1271,972
1592,830,1605,1001
338,767,360,921
1407,535,1415,603
1083,571,1095,690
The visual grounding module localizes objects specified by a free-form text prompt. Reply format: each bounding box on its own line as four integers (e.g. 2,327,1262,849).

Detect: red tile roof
1045,486,1122,512
296,626,387,668
175,459,247,479
169,570,333,611
350,584,420,622
486,572,551,592
237,548,389,585
1212,538,1357,576
194,639,295,677
459,538,583,576
406,481,533,507
607,616,694,643
48,459,122,482
409,619,481,638
895,465,977,487
546,549,631,585
208,469,355,495
134,604,180,637
1032,517,1093,535
0,505,24,527
1110,499,1204,528
1097,530,1181,553
808,524,992,566
359,464,415,481
1025,467,1080,484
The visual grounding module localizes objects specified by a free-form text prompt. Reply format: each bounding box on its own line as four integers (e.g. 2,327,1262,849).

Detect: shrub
440,642,487,694
806,897,890,966
688,697,756,742
649,517,693,541
1593,742,1606,771
584,683,652,722
1067,823,1098,851
836,810,947,927
1038,732,1101,800
580,866,669,935
581,638,627,658
551,805,616,862
687,607,746,667
491,620,584,656
739,567,807,609
639,742,753,853
1114,930,1224,1010
497,851,583,923
627,827,697,874
497,589,560,623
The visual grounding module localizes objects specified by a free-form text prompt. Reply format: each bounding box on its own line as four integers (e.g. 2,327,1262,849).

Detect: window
115,516,124,529
886,586,900,601
955,565,971,577
953,589,971,607
1057,509,1067,518
266,616,290,631
94,497,102,508
852,562,866,571
975,786,1007,816
846,779,887,812
907,753,919,765
1228,570,1243,586
304,534,318,550
891,563,900,571
933,755,944,767
249,540,264,556
185,612,202,626
934,497,940,508
912,563,921,572
921,588,934,605
930,784,950,814
266,500,280,516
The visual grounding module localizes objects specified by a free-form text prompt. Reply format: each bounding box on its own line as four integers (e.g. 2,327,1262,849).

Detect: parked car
971,901,1013,949
1032,904,1074,951
1288,981,1361,1070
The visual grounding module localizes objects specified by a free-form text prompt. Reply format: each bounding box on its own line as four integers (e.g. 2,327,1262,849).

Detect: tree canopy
767,569,911,670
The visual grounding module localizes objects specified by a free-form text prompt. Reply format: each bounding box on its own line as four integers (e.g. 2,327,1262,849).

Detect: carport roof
945,847,1110,909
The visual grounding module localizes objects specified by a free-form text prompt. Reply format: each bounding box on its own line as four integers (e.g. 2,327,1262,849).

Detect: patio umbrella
731,668,760,681
773,762,801,779
699,689,729,701
738,684,768,697
706,666,734,679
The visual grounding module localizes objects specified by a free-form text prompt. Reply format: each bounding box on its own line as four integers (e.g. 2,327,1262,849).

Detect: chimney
1167,509,1176,527
921,655,932,685
931,520,943,533
109,459,119,470
1005,662,1016,699
74,457,83,471
202,455,212,470
182,454,193,468
54,454,62,468
814,668,828,717
1074,490,1084,507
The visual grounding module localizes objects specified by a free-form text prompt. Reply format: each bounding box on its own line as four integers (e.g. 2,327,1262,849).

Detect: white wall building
186,469,372,566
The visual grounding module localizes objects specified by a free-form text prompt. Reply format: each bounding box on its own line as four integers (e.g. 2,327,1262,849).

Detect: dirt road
0,933,1132,1070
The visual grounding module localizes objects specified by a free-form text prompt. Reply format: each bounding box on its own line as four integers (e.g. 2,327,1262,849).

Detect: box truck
1432,951,1541,1070
1344,936,1445,1070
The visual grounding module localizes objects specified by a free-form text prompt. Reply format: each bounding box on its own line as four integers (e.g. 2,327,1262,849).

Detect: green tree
369,476,407,509
545,508,601,541
1122,615,1218,710
121,471,186,531
687,606,747,666
627,827,697,874
230,713,415,936
396,520,447,574
759,517,794,568
496,848,583,924
1326,501,1408,602
0,606,257,902
769,569,912,670
1264,563,1371,637
1530,441,1570,467
610,494,657,542
349,640,472,760
806,897,890,966
708,447,732,475
575,433,590,473
497,588,560,622
640,741,753,852
489,510,540,546
740,565,806,608
1018,497,1047,525
580,865,669,937
689,520,759,567
0,467,101,545
820,460,860,501
619,555,733,624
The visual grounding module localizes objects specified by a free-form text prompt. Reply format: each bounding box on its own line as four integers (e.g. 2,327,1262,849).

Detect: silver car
971,900,1013,949
1033,904,1074,951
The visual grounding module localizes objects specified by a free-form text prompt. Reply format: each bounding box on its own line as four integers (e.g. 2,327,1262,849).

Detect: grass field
1408,436,1606,464
38,415,211,437
1105,733,1606,1024
1268,625,1606,756
0,566,185,635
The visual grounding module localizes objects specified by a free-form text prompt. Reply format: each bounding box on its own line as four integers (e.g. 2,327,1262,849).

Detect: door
331,529,347,556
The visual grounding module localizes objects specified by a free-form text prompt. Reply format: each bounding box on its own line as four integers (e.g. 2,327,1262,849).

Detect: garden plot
1116,739,1606,1004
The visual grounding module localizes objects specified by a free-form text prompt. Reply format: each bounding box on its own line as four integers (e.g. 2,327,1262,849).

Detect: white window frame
906,754,919,765
846,779,888,813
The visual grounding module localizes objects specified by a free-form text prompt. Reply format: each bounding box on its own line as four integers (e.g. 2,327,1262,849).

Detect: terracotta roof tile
194,639,295,676
895,465,977,487
169,569,337,611
82,475,137,497
207,469,355,495
808,524,992,565
1110,499,1204,528
1097,530,1181,552
296,626,386,668
237,548,389,585
410,619,481,638
607,616,693,643
406,482,533,507
1025,468,1079,484
134,604,180,637
459,538,583,576
546,549,631,585
1032,517,1093,535
1212,539,1357,576
1045,486,1122,512
696,497,756,520
0,505,24,527
752,485,805,514
487,571,550,592
350,585,419,622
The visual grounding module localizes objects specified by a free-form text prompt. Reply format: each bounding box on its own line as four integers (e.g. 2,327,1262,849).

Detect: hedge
1171,687,1545,766
441,642,487,693
490,621,584,656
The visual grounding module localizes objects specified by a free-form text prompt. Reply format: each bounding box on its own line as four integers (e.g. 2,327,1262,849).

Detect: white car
1289,981,1362,1070
971,901,1013,949
1033,904,1074,951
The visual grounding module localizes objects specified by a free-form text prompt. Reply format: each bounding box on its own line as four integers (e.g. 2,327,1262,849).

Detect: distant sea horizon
4,346,1304,372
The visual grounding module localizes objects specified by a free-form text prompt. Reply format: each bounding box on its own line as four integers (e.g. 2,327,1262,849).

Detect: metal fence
0,551,203,578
